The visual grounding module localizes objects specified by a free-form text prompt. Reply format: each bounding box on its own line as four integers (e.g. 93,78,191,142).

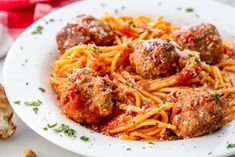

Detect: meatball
60,68,113,124
173,23,223,64
56,15,115,53
171,89,225,138
129,39,180,79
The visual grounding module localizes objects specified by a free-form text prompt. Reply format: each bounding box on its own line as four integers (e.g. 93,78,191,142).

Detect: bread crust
0,84,16,139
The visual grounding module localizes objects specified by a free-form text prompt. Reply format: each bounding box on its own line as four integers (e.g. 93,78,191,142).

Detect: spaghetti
50,14,235,141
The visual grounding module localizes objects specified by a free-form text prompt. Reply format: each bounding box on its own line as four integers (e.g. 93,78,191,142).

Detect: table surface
0,0,235,157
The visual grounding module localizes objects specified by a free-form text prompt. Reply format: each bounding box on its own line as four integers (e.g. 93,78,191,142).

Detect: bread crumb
23,149,38,157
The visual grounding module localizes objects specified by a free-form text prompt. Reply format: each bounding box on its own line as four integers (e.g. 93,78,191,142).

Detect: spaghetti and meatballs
51,14,235,141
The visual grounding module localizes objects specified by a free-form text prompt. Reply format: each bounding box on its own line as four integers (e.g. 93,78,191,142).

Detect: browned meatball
171,89,225,138
56,15,115,53
173,23,223,64
60,68,113,124
129,39,180,79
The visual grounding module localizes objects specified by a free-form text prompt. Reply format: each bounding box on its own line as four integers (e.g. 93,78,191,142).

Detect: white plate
3,0,235,156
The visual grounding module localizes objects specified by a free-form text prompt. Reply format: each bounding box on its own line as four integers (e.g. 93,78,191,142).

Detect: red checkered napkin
0,0,80,58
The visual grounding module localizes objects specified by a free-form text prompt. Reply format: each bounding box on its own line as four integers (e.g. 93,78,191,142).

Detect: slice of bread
0,84,16,139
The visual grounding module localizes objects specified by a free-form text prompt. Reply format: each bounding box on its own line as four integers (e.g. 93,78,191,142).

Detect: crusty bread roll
0,84,16,139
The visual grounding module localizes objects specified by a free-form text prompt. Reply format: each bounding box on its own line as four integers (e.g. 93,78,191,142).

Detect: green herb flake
54,124,76,137
138,30,146,34
227,143,235,149
92,46,99,54
80,135,89,142
194,36,202,44
163,99,169,105
43,127,48,131
148,142,155,145
195,58,201,64
126,148,131,151
33,107,38,114
32,25,44,35
208,151,213,155
114,9,118,14
49,18,54,22
64,128,76,137
38,87,46,93
24,99,42,106
128,21,135,26
47,123,57,128
13,100,21,105
188,54,194,57
186,8,194,12
212,93,221,104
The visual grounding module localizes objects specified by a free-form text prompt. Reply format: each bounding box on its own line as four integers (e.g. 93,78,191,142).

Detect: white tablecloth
0,0,234,157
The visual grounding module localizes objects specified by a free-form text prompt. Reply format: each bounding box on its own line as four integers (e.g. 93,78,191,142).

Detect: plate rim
3,0,235,156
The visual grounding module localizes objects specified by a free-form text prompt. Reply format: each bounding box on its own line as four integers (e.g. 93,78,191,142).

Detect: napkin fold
0,0,79,58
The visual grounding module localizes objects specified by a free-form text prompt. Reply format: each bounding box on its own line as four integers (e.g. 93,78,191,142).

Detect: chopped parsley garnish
38,87,46,93
32,25,43,35
148,142,155,145
80,135,89,142
43,18,55,24
49,18,54,22
227,143,235,149
43,127,48,131
186,8,194,12
128,21,135,27
188,54,194,57
33,107,38,114
47,123,57,128
92,46,99,54
13,100,21,105
138,30,146,34
208,151,213,155
195,58,201,64
114,9,118,14
54,124,76,137
126,148,131,151
24,99,42,106
212,93,221,104
93,46,99,50
194,36,202,44
163,99,169,105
